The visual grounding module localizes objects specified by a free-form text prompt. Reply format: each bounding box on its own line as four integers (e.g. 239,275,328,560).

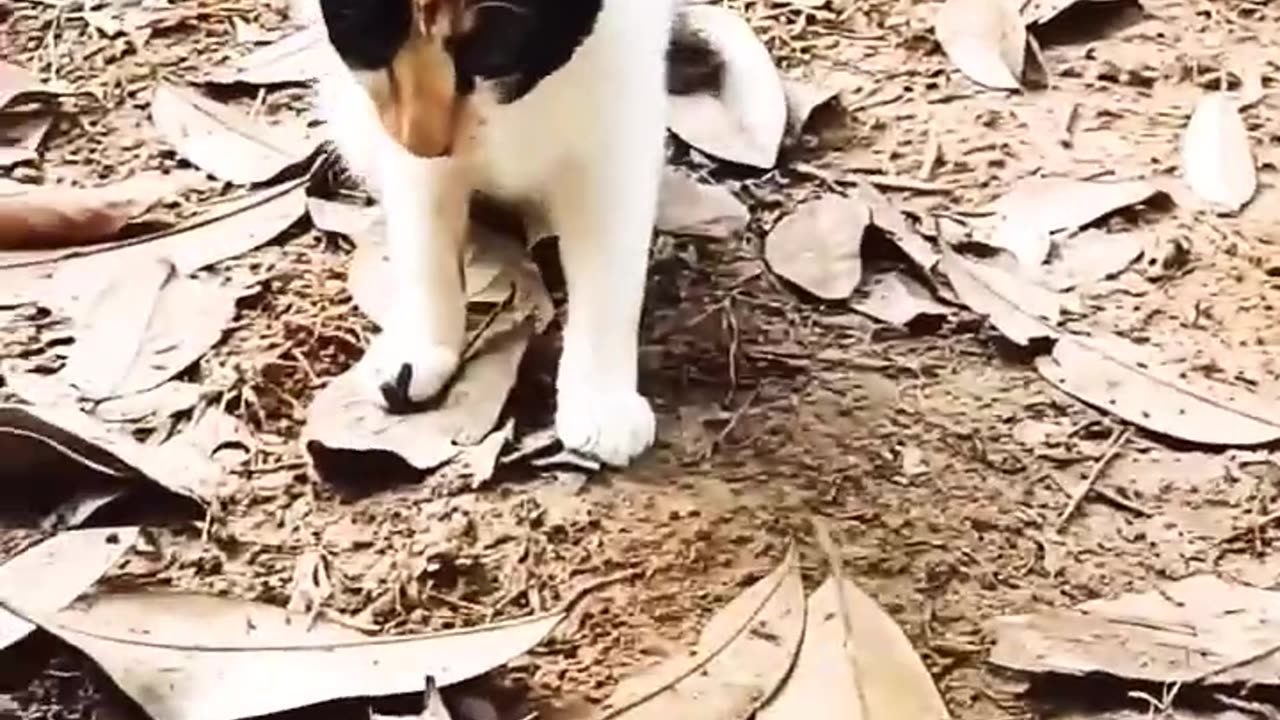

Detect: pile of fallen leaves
4,0,1280,718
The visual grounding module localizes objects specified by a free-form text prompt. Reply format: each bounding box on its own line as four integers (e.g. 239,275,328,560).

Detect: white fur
314,0,676,466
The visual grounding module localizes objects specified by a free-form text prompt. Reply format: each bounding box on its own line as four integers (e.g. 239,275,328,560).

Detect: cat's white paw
555,382,656,467
362,330,460,412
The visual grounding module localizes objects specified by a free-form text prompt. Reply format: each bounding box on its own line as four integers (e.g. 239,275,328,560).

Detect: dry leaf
851,271,951,327
61,260,243,400
308,196,381,238
656,168,749,240
305,239,551,489
667,4,788,169
21,591,565,720
765,195,870,300
0,173,172,251
1036,332,1280,446
848,179,940,275
0,180,306,310
939,246,1061,346
991,575,1280,686
1039,228,1144,291
988,177,1161,268
202,27,330,85
0,112,53,168
0,527,138,651
935,0,1027,90
1181,92,1257,213
782,77,838,137
0,403,223,507
151,83,316,185
0,61,60,110
1020,0,1094,24
759,575,950,720
599,548,805,720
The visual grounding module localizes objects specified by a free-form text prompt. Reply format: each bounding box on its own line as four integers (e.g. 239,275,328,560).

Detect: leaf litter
9,1,1280,719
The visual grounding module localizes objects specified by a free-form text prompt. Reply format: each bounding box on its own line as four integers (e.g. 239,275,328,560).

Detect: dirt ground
3,0,1280,718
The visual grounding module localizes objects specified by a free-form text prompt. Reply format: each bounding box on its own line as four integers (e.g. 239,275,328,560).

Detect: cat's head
318,0,600,158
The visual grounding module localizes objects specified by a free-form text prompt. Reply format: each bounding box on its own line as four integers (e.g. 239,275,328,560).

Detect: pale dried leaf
307,196,381,238
25,591,564,720
151,83,316,185
991,575,1280,685
62,262,242,400
1036,333,1280,446
0,527,139,651
989,176,1161,268
0,180,307,311
939,246,1061,345
782,77,838,137
764,195,869,300
935,0,1026,90
0,173,173,251
202,27,330,85
847,179,940,274
851,272,951,327
667,5,788,169
600,549,805,720
1020,0,1094,24
0,61,59,110
1181,92,1257,213
656,169,749,240
0,403,224,506
1039,228,1144,291
93,382,206,423
759,576,950,720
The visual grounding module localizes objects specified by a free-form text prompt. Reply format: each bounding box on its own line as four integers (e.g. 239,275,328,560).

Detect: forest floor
2,0,1280,719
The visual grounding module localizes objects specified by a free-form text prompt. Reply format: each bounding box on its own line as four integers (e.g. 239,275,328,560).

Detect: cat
313,0,678,467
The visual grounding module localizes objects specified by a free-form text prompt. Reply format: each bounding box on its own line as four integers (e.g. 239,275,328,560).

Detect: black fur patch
319,0,413,70
451,0,603,103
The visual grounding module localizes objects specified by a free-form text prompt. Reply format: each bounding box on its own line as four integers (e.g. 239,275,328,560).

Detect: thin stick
1055,427,1130,531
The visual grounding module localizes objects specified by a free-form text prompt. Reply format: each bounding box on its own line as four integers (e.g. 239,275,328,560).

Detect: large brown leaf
599,548,805,720
8,590,565,720
0,173,173,251
1036,332,1280,446
765,195,870,300
151,83,316,185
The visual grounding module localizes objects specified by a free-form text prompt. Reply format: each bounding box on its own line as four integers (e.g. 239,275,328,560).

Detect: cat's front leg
547,145,660,467
363,149,469,411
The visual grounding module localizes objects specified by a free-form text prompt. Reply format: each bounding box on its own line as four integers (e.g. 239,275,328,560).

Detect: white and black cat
313,0,677,467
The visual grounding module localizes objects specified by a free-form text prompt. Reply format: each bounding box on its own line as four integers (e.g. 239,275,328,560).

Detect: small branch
1054,426,1131,531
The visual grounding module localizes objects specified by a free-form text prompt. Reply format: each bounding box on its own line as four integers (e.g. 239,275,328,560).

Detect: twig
1217,508,1280,546
1054,426,1130,531
1190,639,1280,685
1044,472,1152,518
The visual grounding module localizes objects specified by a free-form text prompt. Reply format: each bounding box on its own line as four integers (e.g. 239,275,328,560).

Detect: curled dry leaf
0,173,172,251
202,27,330,85
782,77,839,138
759,575,950,720
0,60,61,110
851,271,951,328
667,4,788,169
935,0,1027,90
61,260,244,401
0,180,307,311
1181,92,1257,213
848,179,940,275
0,403,223,508
939,245,1061,345
765,195,870,300
990,575,1280,686
151,83,316,185
1036,332,1280,446
989,176,1161,268
1039,228,1144,291
600,548,805,720
0,527,139,651
17,591,565,720
306,240,551,488
657,168,749,240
